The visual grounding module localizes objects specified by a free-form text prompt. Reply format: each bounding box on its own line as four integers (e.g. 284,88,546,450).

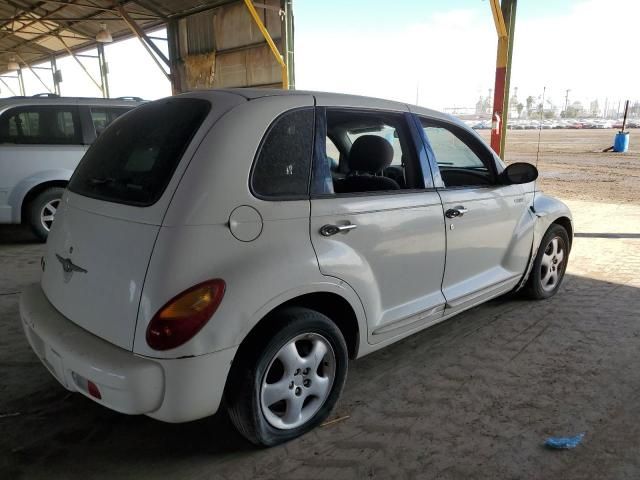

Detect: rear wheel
525,224,570,299
226,307,348,446
27,187,65,241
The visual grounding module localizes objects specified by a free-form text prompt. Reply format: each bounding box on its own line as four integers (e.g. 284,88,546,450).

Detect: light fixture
7,56,19,71
96,23,113,43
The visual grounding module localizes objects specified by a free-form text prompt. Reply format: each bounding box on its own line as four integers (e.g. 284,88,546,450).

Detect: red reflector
87,381,102,400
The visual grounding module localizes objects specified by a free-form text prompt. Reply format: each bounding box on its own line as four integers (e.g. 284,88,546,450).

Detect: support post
97,43,110,98
51,56,61,95
490,0,517,158
243,0,288,89
166,19,183,94
283,0,295,89
17,68,25,95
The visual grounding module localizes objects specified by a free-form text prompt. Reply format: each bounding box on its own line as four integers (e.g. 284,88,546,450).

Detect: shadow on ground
0,226,40,245
1,270,640,479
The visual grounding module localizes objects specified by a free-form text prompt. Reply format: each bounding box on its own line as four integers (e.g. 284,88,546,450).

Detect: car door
415,115,535,314
309,98,447,344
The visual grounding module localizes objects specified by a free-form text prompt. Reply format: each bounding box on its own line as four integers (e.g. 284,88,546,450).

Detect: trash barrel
614,132,630,152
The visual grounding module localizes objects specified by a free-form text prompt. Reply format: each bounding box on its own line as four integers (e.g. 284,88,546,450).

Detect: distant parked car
20,89,573,446
0,94,142,240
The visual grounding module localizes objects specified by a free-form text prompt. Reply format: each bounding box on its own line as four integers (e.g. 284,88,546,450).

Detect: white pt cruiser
20,89,572,446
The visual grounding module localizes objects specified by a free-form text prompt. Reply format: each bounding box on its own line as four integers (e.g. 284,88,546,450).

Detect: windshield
69,98,210,206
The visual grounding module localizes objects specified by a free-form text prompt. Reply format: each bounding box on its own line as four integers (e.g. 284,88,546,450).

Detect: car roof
184,88,457,124
0,96,143,108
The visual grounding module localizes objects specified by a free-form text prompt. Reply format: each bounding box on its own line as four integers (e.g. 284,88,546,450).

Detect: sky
295,0,639,112
1,0,638,114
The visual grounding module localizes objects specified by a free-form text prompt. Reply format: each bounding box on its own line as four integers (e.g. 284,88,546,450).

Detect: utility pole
564,89,570,115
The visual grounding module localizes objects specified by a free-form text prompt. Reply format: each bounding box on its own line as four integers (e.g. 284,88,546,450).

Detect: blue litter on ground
544,432,585,449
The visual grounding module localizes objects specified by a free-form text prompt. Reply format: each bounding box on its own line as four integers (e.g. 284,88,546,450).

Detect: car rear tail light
146,279,226,351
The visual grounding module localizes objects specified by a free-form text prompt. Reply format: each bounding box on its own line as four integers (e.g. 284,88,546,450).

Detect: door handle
320,223,358,237
445,206,468,218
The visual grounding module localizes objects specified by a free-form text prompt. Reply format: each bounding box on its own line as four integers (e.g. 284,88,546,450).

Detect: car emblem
56,254,87,283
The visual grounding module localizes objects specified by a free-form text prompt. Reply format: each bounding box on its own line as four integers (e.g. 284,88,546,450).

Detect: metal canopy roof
0,0,236,73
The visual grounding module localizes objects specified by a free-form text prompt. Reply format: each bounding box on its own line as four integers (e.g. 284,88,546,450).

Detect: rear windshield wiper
88,176,116,185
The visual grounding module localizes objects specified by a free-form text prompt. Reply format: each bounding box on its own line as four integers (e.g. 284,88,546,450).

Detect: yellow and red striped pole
490,0,517,157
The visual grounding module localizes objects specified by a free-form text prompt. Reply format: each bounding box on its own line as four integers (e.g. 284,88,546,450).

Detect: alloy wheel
40,199,60,232
540,236,565,292
260,333,336,430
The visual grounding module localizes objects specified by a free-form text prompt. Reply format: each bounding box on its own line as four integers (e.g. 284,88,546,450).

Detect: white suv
0,95,141,239
20,89,572,446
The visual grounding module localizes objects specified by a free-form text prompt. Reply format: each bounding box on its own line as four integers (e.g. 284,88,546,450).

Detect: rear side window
69,98,210,206
251,108,314,199
90,107,131,136
0,106,81,145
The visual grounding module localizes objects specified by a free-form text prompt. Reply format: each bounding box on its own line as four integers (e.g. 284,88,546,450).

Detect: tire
525,224,570,299
226,307,348,447
27,187,65,242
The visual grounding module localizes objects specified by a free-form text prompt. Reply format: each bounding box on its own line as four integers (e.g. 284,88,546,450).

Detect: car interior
323,110,422,194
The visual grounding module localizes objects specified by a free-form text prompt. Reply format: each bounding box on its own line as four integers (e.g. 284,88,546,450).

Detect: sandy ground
1,130,639,479
479,128,640,204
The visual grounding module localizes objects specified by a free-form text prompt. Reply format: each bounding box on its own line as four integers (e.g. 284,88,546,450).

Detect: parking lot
1,129,639,479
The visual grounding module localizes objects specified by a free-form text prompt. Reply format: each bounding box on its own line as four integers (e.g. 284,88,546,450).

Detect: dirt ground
1,130,639,479
479,128,640,204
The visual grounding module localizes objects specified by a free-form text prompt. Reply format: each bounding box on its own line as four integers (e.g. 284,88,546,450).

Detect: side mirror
502,162,538,184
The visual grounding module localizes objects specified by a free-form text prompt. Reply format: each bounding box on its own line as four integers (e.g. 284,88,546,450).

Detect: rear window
69,98,210,206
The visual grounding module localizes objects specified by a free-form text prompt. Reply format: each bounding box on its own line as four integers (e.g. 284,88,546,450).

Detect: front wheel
226,307,348,446
525,224,570,299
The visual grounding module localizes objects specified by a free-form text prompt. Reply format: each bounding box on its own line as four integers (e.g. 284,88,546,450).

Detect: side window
251,108,314,199
0,106,81,145
420,119,495,187
90,107,130,136
312,109,422,195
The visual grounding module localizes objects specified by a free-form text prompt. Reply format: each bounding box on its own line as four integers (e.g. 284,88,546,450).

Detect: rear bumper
20,283,237,422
